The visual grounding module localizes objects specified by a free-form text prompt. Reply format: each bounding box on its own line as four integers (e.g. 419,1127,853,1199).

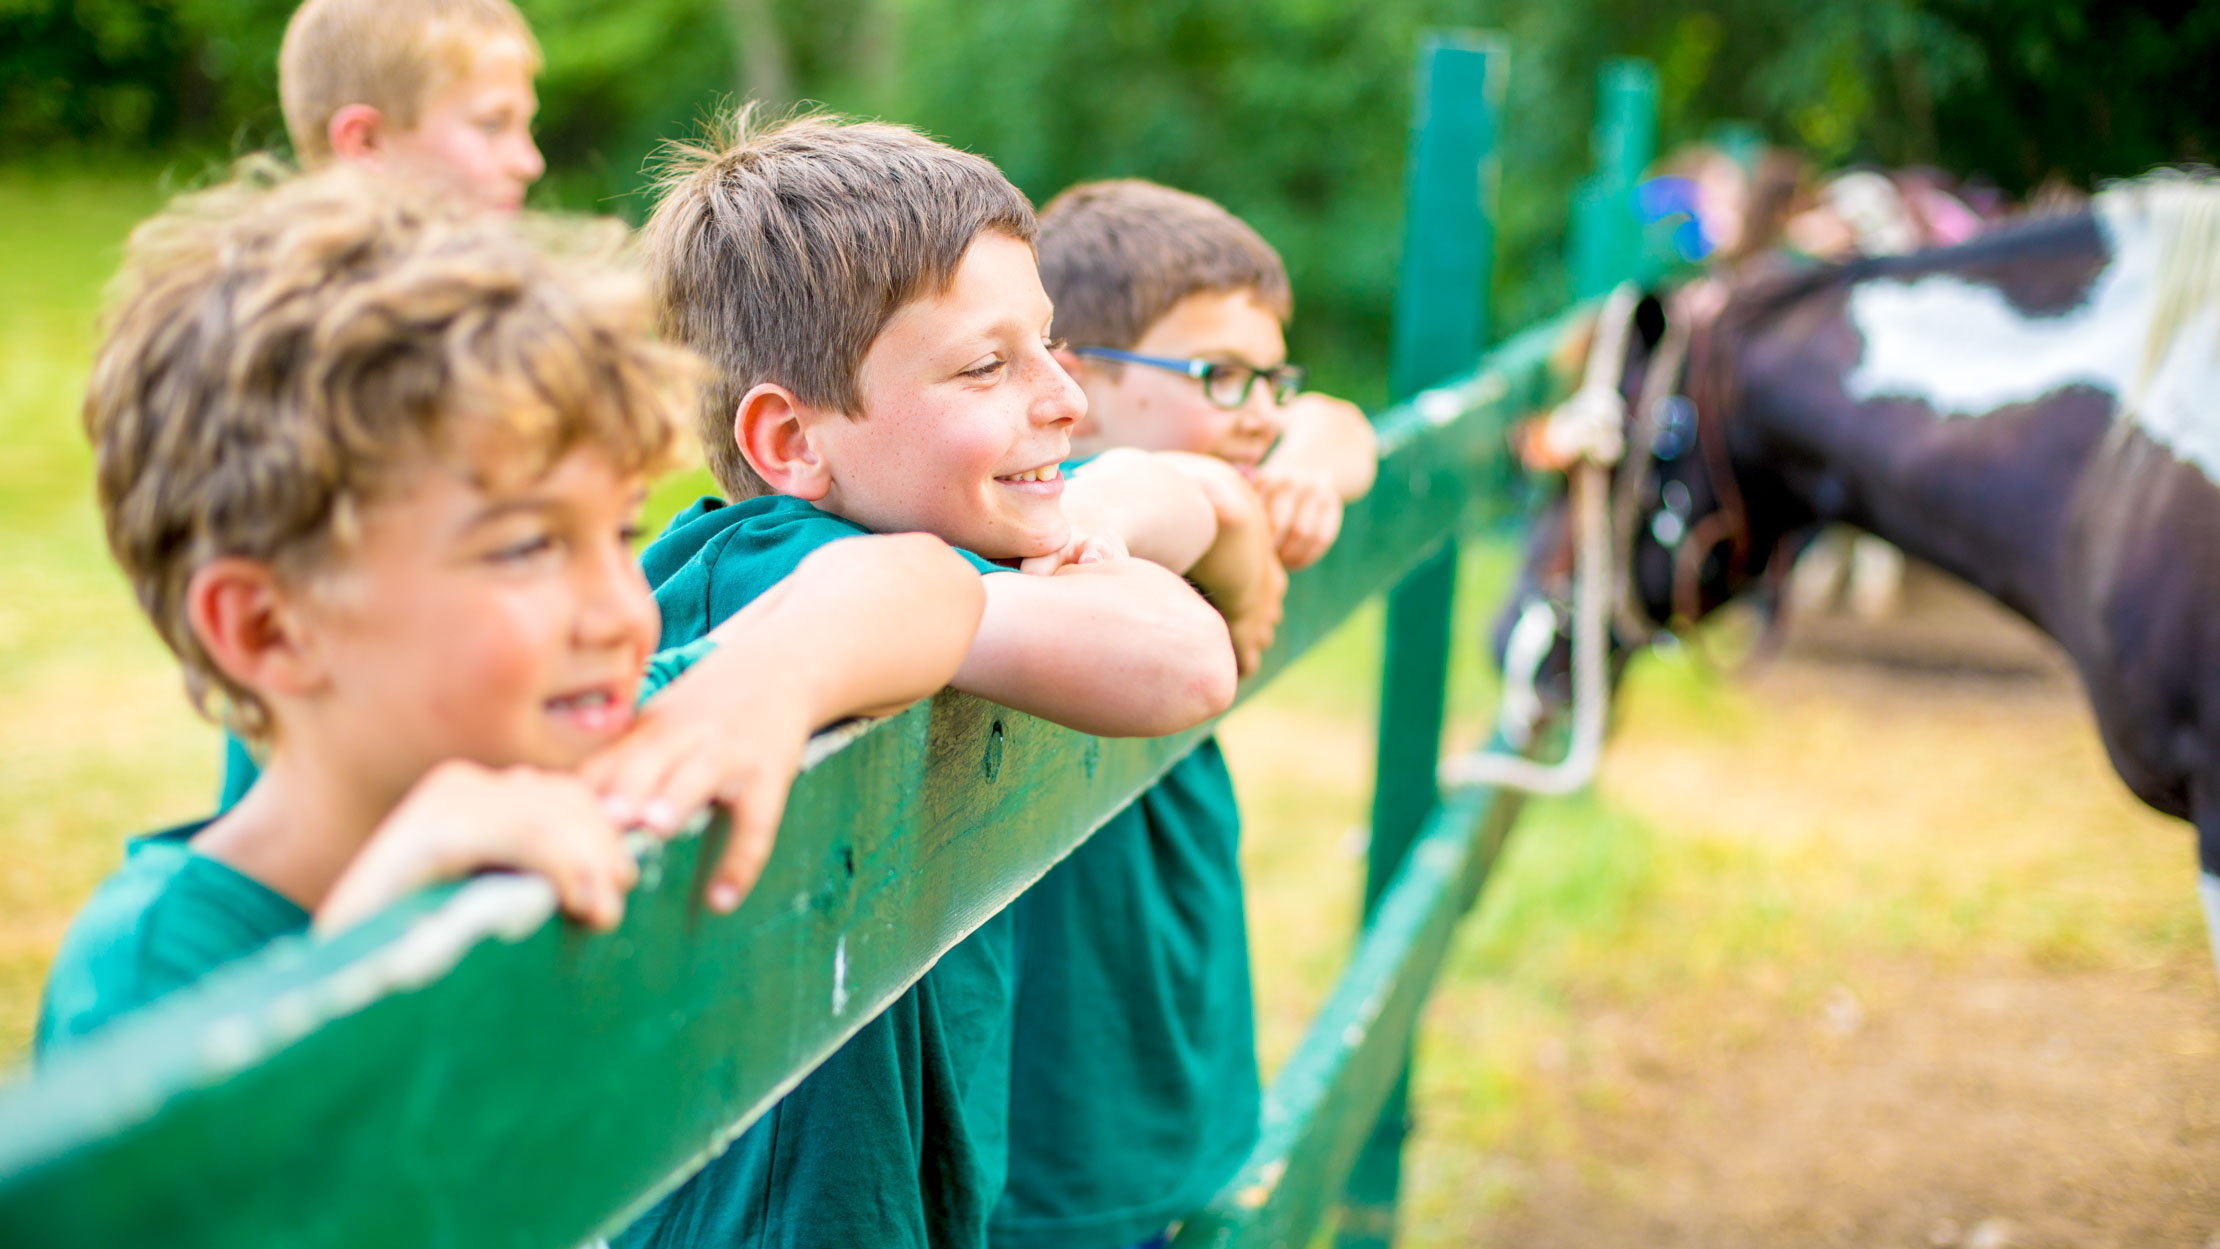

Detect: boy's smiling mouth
994,462,1064,493
545,683,635,736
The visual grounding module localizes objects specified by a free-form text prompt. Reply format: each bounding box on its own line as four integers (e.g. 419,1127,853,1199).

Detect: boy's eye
490,532,556,563
962,356,1006,379
1045,336,1069,353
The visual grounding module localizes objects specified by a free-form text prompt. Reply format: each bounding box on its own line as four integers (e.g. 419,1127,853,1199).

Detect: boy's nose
1034,352,1086,427
577,551,660,651
515,136,547,183
1237,387,1281,436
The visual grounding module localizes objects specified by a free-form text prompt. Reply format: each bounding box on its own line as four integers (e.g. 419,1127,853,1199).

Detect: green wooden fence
0,37,1656,1249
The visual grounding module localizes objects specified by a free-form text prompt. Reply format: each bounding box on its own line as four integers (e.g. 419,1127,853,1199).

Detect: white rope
1439,283,1639,795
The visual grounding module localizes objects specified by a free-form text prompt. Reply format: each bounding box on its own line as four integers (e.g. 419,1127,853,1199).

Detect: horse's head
1488,283,1784,737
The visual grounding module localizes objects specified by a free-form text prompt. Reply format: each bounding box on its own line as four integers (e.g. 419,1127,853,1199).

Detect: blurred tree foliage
5,0,2215,400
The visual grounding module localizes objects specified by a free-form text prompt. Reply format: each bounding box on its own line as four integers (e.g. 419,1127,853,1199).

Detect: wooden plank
1343,30,1505,1249
1173,772,1527,1249
0,310,1576,1249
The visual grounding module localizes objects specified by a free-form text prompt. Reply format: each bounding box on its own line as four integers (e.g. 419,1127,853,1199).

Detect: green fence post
1336,32,1504,1249
1567,58,1658,298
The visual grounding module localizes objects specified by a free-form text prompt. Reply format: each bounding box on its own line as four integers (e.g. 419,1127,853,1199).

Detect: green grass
0,166,231,1056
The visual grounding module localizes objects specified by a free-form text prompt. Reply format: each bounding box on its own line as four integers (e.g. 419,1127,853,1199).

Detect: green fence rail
0,37,1656,1249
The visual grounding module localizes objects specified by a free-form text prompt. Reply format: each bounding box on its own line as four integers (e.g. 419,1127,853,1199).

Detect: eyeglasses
1071,346,1305,409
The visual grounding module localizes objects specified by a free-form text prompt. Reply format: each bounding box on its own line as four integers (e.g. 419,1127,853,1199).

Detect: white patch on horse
1845,177,2220,483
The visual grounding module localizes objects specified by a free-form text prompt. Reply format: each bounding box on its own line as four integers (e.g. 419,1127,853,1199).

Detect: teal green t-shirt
618,493,1018,1249
991,739,1258,1249
35,822,310,1057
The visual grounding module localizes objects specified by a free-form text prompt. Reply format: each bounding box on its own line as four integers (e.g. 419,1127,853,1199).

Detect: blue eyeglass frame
1069,346,1306,409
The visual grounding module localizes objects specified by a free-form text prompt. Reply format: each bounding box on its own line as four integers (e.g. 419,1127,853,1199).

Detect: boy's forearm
709,534,985,723
1062,447,1218,572
1264,394,1378,499
957,557,1236,737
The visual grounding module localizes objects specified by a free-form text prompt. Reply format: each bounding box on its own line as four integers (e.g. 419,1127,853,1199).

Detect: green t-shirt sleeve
637,637,719,704
649,495,1009,649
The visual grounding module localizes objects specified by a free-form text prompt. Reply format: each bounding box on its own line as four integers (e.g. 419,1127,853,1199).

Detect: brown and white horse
1492,174,2220,965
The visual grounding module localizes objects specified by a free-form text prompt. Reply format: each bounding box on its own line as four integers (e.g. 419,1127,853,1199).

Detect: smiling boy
39,167,983,1055
279,0,545,213
988,179,1379,1249
619,114,1243,1249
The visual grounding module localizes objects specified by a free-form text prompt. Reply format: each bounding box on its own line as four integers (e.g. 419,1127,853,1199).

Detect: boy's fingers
1017,548,1071,576
585,722,692,827
1267,484,1300,537
709,772,793,913
638,750,731,836
509,785,632,929
1081,532,1128,562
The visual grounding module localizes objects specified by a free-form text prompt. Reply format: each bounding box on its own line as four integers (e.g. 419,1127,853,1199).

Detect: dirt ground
1399,561,2220,1248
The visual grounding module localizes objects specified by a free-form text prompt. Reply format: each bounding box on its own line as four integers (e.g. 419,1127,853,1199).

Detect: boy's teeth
552,690,612,711
1000,465,1061,483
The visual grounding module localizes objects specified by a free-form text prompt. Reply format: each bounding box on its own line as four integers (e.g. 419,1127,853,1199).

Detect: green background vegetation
7,0,2218,403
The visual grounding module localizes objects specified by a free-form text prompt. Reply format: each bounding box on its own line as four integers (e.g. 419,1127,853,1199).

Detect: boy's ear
328,104,388,163
736,383,833,500
187,558,332,702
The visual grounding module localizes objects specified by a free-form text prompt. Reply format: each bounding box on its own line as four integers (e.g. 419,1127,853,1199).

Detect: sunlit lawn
1,164,2206,1244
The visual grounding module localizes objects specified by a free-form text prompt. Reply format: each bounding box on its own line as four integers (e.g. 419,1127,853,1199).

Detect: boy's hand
318,760,636,935
1161,453,1288,676
1218,546,1288,674
581,646,816,915
1052,448,1217,574
1017,513,1129,576
1251,465,1344,571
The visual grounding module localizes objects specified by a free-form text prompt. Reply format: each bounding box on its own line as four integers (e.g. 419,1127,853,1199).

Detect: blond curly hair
84,162,690,738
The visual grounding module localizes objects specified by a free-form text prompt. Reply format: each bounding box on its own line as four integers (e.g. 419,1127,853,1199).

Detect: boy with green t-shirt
40,166,985,1054
991,179,1379,1249
616,114,1264,1249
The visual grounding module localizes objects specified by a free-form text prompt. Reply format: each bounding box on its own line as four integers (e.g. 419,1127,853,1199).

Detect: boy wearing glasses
993,180,1376,1249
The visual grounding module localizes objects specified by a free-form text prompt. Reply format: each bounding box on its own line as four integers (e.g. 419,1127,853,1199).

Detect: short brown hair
280,0,542,165
1037,179,1292,351
84,163,687,739
640,108,1037,498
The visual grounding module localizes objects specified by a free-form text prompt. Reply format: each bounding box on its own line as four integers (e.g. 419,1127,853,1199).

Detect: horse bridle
1603,286,1753,644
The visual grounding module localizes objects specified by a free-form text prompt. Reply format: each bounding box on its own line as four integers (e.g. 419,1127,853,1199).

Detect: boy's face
1074,288,1287,468
289,442,658,797
813,232,1085,560
384,37,545,214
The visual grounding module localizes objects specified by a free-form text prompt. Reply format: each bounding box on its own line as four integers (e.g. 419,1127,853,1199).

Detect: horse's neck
1746,390,2091,629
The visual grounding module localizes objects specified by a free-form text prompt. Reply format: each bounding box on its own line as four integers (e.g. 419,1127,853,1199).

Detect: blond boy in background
991,179,1377,1249
280,0,545,213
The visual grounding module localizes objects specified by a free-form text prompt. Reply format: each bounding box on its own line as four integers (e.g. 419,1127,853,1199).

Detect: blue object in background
1636,175,1711,261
